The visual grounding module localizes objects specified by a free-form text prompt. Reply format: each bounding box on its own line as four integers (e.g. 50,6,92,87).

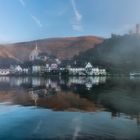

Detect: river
0,76,140,139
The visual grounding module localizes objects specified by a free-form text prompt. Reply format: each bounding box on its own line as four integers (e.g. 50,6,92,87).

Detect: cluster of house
0,44,107,76
0,44,60,76
66,62,106,76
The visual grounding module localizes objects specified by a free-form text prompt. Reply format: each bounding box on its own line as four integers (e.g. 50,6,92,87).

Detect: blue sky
0,0,140,43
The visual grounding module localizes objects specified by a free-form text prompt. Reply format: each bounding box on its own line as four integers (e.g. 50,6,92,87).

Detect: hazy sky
0,0,140,43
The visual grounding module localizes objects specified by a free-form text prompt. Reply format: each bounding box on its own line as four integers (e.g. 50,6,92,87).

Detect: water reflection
1,76,140,119
1,76,140,139
67,76,106,90
0,76,105,89
0,76,106,112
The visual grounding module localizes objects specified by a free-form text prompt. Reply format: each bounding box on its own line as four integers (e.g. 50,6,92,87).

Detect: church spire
29,42,39,61
35,42,38,50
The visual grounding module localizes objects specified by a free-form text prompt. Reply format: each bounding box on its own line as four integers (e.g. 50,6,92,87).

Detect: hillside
73,34,140,73
0,36,103,64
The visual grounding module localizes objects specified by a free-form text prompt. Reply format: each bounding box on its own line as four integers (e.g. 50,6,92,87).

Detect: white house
67,62,93,76
67,62,107,76
32,65,42,73
32,60,46,74
68,67,85,75
10,65,23,74
93,68,100,76
85,62,94,75
45,58,60,72
0,68,10,76
50,63,58,70
22,68,29,74
85,62,93,69
15,65,23,73
99,69,107,75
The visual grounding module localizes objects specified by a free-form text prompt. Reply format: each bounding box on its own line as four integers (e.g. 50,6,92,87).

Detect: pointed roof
31,42,39,54
85,62,93,68
35,42,38,50
29,42,40,60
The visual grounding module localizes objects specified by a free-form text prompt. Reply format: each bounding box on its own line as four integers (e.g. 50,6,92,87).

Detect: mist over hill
73,34,140,73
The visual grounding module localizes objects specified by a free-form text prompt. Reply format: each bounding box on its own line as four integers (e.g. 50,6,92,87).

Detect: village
0,44,107,76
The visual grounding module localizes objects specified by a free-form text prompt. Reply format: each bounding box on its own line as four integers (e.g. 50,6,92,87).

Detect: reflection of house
9,77,31,86
32,77,43,86
0,77,10,82
68,76,106,87
29,90,39,106
0,66,10,76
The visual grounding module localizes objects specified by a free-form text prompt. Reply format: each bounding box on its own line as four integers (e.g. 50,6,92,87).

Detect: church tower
29,43,40,61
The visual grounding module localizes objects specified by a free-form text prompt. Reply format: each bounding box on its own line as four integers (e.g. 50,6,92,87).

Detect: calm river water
0,76,140,140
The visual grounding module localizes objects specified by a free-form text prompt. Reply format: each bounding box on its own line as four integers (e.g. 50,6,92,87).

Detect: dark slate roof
46,58,57,65
20,61,32,68
38,52,48,57
0,65,10,69
32,60,46,66
60,59,86,68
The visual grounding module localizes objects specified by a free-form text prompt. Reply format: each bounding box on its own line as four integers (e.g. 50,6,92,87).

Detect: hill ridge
0,36,103,63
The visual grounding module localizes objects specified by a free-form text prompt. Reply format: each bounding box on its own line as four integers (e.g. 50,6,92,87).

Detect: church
29,43,40,61
29,43,48,62
28,43,61,74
